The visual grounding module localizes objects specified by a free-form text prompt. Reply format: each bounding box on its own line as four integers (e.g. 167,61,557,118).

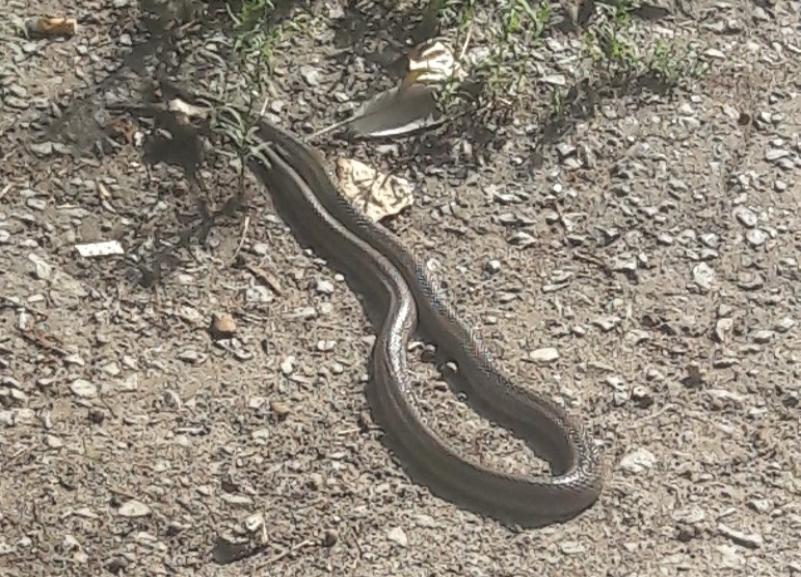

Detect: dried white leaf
336,158,414,221
405,39,463,87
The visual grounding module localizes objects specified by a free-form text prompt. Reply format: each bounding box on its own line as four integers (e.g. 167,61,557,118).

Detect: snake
228,110,605,527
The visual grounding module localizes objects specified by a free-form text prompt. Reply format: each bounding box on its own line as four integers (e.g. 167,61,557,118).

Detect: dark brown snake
229,109,605,527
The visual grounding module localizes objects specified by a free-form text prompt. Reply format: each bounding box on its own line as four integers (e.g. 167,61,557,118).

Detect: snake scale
233,110,605,527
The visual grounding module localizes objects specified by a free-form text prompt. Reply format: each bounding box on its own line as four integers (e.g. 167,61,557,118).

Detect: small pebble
315,279,334,295
386,526,408,547
560,541,585,555
693,263,716,290
117,500,151,518
280,356,295,376
529,348,559,363
322,529,338,547
270,400,291,418
733,206,758,228
484,259,501,274
751,330,774,343
69,379,97,398
316,339,336,352
619,448,657,474
745,228,767,247
28,253,52,280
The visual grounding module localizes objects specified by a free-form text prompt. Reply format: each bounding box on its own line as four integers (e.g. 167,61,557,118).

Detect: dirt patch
1,1,800,576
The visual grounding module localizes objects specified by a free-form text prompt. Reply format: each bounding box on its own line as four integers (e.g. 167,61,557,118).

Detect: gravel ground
1,1,800,576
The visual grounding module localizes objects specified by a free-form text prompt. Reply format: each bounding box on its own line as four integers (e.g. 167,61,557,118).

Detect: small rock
28,253,52,280
692,263,716,290
245,285,272,303
610,255,637,272
733,206,758,228
210,313,237,339
316,339,336,352
117,500,151,518
64,354,85,367
508,231,536,247
747,498,772,514
699,232,719,248
307,473,324,490
221,493,253,508
106,556,129,573
718,523,763,549
716,544,745,570
315,279,334,295
69,379,97,398
292,306,318,320
559,541,585,555
737,272,764,290
299,65,321,86
321,529,338,547
619,448,657,475
251,241,269,255
101,362,120,377
541,74,566,86
774,317,795,333
631,386,654,408
45,434,63,448
765,148,789,163
280,356,295,376
212,535,252,564
413,514,437,528
714,318,734,342
484,259,501,274
706,389,746,408
386,526,408,547
751,330,774,343
529,347,559,363
556,142,577,159
681,363,706,388
270,400,290,419
704,48,726,59
87,407,106,425
592,316,620,332
26,198,47,211
177,349,202,364
745,228,768,247
62,534,81,551
29,142,54,156
673,506,706,525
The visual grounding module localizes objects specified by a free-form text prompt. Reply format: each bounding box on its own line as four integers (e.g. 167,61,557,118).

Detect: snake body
246,116,605,527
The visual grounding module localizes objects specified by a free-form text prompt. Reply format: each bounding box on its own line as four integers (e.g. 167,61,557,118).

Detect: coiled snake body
246,117,605,527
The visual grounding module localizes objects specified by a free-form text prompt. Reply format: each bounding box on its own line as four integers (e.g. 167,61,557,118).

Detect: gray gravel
1,1,800,577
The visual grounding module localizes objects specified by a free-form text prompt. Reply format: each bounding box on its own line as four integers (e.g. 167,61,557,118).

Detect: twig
457,20,473,63
233,214,250,260
244,263,283,296
572,250,613,276
260,94,270,117
256,539,314,570
620,403,675,431
1,295,48,319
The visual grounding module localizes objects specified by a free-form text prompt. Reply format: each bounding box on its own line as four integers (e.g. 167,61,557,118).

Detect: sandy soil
1,1,800,576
